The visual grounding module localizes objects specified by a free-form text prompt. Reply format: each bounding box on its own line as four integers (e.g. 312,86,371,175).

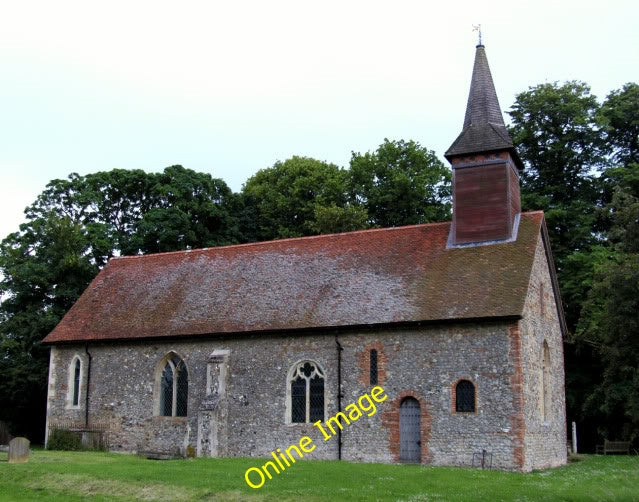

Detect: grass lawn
0,450,638,501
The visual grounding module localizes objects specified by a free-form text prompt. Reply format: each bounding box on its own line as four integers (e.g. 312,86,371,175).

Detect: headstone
8,437,30,463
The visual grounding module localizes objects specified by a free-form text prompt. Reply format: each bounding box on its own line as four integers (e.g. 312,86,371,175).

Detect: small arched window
370,349,378,385
159,354,188,417
289,361,324,423
72,358,81,406
455,380,475,413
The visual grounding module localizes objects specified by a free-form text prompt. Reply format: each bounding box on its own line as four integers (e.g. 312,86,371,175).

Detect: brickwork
450,378,477,414
508,323,525,470
356,342,387,387
450,152,521,245
380,391,433,464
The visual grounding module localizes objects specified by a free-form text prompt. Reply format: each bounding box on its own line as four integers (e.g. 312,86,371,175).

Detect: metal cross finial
472,24,482,46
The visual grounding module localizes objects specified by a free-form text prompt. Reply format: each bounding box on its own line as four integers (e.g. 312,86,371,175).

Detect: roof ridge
113,220,452,261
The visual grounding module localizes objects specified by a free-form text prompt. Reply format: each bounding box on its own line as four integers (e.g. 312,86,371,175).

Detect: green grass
1,450,638,501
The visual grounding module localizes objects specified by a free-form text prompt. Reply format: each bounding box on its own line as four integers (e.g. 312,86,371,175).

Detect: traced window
455,380,475,413
370,349,378,385
542,341,551,421
289,361,324,423
159,354,188,417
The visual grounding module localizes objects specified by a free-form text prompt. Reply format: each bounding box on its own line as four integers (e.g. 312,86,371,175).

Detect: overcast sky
1,0,637,240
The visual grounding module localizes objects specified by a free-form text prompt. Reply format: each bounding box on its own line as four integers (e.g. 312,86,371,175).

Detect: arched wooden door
400,397,421,462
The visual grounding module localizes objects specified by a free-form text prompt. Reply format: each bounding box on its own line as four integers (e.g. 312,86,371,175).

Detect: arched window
289,361,324,423
72,358,81,406
68,356,82,408
370,349,378,385
455,380,475,413
159,354,188,417
542,341,551,421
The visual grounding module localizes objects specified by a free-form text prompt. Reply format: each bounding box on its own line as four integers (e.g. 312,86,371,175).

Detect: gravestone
8,437,30,463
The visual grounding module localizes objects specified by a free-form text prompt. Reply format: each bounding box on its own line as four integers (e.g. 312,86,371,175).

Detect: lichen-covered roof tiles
43,212,545,344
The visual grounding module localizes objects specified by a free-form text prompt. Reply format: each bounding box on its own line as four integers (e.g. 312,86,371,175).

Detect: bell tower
445,44,523,246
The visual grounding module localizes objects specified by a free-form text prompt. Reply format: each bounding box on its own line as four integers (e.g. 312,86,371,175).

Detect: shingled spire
445,44,514,157
445,44,522,247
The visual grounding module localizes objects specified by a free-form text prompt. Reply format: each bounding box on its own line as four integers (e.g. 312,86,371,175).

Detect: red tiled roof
43,212,545,344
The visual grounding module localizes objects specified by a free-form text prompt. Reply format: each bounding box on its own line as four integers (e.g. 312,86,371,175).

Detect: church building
43,44,567,471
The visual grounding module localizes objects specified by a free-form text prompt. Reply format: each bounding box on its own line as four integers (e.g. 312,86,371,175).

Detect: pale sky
1,0,637,240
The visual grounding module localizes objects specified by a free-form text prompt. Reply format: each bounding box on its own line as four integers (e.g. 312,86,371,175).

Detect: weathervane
472,24,482,46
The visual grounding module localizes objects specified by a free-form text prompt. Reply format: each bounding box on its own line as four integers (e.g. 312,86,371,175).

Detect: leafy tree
309,204,370,235
131,165,240,253
349,139,451,227
573,161,639,445
578,250,639,441
508,81,605,270
242,156,352,240
26,169,155,262
599,83,639,167
24,166,239,256
0,214,98,441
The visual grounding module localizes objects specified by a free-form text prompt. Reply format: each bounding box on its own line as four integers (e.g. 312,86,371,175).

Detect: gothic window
455,380,475,413
289,361,324,423
159,354,188,417
370,349,378,385
542,341,551,421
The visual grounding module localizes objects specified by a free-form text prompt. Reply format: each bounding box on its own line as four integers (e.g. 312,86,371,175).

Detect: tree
599,83,639,168
0,214,98,440
309,204,370,235
578,251,639,441
508,82,605,269
26,169,155,263
25,166,240,256
242,156,353,240
573,161,639,445
508,81,604,202
348,139,451,228
131,165,240,253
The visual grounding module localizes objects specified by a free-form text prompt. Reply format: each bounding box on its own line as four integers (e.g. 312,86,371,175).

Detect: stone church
43,44,567,471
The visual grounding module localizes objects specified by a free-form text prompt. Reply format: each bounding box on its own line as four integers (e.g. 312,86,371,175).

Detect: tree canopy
349,139,451,227
240,156,357,241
